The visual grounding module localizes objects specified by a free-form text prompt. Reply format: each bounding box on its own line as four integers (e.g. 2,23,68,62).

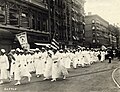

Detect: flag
50,38,59,50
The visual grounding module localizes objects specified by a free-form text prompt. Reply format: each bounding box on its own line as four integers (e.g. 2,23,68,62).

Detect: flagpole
53,0,56,40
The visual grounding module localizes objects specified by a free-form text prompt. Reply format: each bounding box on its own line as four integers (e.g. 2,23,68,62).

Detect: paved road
0,59,120,92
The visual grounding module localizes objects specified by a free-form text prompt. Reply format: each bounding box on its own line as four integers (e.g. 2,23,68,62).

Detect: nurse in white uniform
0,49,9,84
43,50,53,80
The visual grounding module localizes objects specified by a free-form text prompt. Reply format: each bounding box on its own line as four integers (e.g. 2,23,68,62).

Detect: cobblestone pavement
0,59,120,92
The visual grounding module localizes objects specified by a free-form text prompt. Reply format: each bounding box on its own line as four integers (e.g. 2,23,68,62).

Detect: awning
0,29,14,39
35,43,50,47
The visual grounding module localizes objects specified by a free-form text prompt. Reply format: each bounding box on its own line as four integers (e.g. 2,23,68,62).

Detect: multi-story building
108,24,117,48
0,0,49,52
68,0,85,47
49,0,85,48
0,0,85,51
108,24,120,49
85,14,110,48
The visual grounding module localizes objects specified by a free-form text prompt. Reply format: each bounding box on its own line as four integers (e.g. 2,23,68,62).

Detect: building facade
0,0,85,52
0,0,49,52
85,14,110,48
49,0,85,48
68,0,85,47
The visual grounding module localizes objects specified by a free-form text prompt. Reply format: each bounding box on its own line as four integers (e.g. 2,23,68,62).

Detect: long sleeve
5,55,9,70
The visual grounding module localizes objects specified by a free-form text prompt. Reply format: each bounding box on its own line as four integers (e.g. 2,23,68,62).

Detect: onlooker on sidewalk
107,49,113,63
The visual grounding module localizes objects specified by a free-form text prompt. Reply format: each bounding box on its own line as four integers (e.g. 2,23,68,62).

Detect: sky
85,0,120,26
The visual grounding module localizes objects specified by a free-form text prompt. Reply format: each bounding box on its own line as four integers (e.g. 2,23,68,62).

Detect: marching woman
14,49,31,85
41,48,48,74
94,50,100,63
43,50,53,80
100,50,106,62
34,49,43,77
64,50,71,69
19,51,31,83
72,50,78,69
26,51,35,73
80,49,90,67
78,49,83,67
0,49,10,84
14,49,22,85
7,50,16,81
51,50,60,81
29,51,35,73
51,49,68,82
26,52,31,72
58,50,68,80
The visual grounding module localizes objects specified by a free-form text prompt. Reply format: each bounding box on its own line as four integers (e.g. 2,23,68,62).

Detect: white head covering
48,50,53,54
59,49,63,51
36,48,39,50
1,49,5,53
16,48,21,52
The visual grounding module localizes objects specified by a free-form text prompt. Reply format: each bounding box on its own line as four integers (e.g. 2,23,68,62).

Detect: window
96,20,100,25
97,40,99,43
21,12,29,28
93,33,95,37
0,5,5,24
41,16,48,32
92,26,95,30
92,19,95,24
96,33,100,37
31,13,36,30
93,39,95,43
37,15,41,31
9,9,19,26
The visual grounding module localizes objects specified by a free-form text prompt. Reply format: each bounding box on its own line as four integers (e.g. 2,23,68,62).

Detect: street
0,59,120,92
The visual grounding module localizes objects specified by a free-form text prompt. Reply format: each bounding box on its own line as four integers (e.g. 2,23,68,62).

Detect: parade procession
0,43,109,86
1,0,120,91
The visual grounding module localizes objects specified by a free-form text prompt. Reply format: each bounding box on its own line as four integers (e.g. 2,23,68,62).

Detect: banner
21,43,30,50
16,32,30,50
16,32,28,45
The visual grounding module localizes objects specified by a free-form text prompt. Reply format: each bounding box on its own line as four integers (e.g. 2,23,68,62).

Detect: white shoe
37,75,40,78
63,77,66,80
51,79,56,82
8,77,12,82
14,82,21,85
43,78,47,80
28,77,31,82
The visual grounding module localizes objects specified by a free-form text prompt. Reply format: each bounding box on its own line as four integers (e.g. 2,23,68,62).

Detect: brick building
85,14,110,48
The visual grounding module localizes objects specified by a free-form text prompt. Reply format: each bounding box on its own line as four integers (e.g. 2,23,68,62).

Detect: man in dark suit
107,49,113,63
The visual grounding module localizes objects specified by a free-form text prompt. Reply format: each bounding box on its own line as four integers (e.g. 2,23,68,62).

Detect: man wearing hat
0,49,10,84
